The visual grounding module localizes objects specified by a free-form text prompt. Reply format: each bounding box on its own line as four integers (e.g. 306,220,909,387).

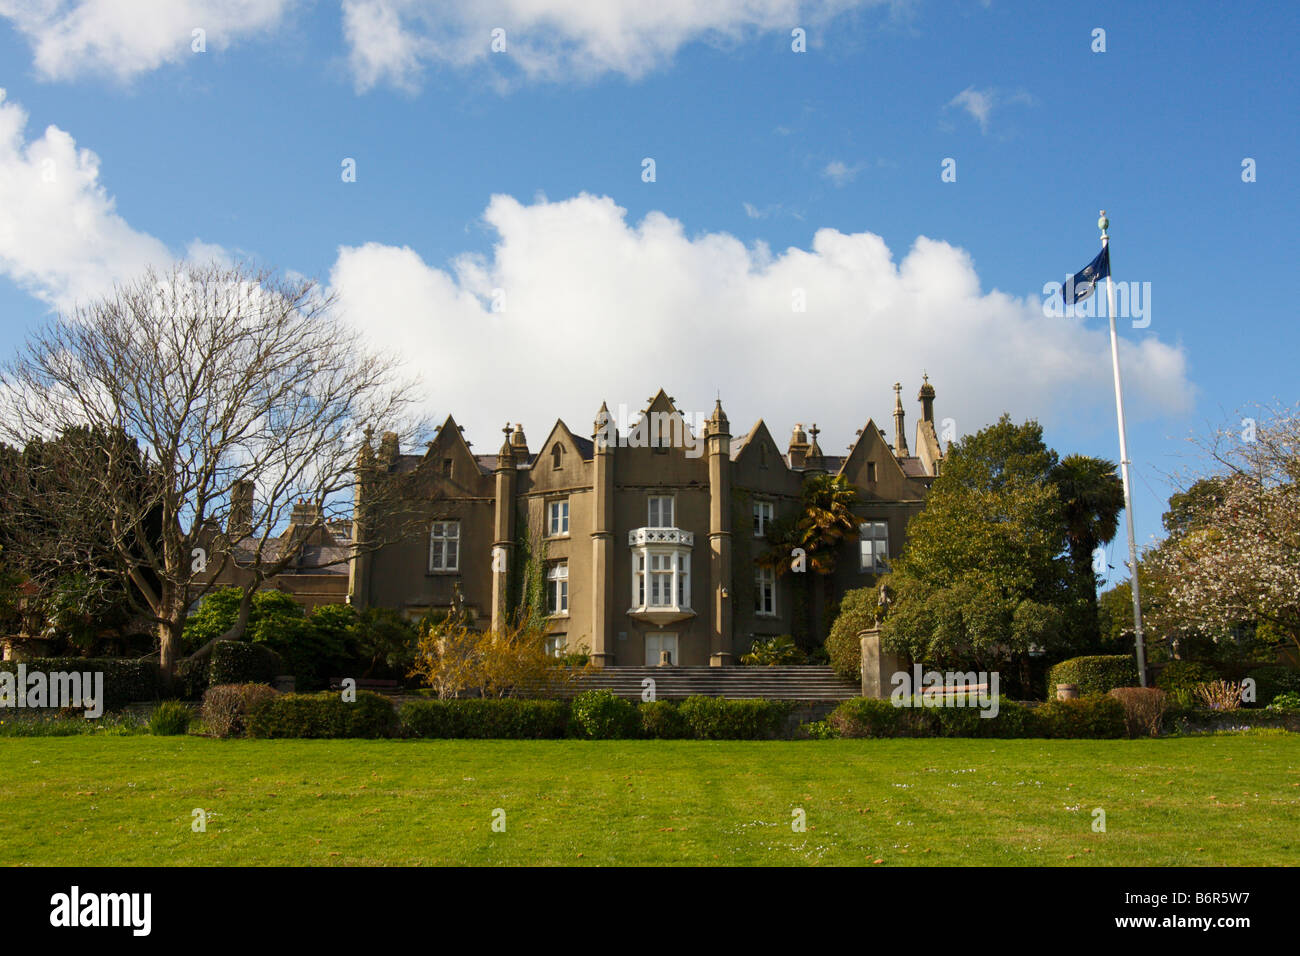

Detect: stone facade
350,380,945,667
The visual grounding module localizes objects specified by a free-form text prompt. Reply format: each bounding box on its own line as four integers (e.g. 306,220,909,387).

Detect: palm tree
1050,454,1124,646
758,474,860,648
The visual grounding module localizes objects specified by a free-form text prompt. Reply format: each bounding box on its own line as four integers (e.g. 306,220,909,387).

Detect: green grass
2,734,1297,865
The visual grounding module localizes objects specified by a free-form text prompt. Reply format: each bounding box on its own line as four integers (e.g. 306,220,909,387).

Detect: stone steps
566,666,860,701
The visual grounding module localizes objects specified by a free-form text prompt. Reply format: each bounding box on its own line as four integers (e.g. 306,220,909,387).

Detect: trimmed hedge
247,690,397,738
1036,694,1126,739
828,694,1126,738
209,641,283,688
571,690,639,739
828,697,938,738
933,699,1041,738
0,657,158,710
1047,655,1140,697
399,699,569,739
678,696,791,740
828,697,1040,738
639,700,688,739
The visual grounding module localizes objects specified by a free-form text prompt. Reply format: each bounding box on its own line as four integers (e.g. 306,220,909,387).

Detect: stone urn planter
1056,683,1079,701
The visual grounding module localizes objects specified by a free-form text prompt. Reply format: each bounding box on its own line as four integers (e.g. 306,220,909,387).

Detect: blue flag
1062,245,1110,304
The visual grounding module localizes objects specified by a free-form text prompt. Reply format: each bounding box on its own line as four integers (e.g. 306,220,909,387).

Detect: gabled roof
531,419,595,468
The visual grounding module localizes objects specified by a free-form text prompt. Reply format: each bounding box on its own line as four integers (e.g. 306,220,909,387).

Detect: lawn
2,734,1296,866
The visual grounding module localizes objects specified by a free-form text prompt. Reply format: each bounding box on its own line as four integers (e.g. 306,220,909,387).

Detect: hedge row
828,694,1126,739
1047,655,1140,697
247,691,398,739
400,699,570,739
209,641,283,688
0,657,158,711
229,691,795,739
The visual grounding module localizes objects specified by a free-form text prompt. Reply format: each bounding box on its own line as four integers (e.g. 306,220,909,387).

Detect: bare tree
1,260,426,683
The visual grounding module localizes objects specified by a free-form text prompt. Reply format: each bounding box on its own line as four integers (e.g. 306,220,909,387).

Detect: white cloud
328,192,1195,456
341,0,885,91
945,85,1035,134
0,88,173,311
0,0,296,82
822,159,864,186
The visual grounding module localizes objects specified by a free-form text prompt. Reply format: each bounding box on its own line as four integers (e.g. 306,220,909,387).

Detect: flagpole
1099,210,1148,687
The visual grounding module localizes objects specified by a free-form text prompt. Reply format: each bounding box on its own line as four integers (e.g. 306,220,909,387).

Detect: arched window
552,443,563,469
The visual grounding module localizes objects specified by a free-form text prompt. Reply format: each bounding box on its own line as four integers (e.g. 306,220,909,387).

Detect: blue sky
0,0,1296,586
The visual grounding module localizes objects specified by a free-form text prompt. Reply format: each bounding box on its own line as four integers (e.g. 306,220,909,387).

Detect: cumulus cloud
328,192,1195,456
822,159,864,186
341,0,883,91
945,85,1035,134
0,0,296,82
0,89,173,311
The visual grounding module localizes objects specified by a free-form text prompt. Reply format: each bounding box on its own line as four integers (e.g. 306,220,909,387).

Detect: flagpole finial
1098,210,1109,236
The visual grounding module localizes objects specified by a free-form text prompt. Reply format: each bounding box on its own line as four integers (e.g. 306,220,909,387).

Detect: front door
645,632,679,666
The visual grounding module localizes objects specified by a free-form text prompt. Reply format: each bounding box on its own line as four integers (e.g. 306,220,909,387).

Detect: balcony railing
628,527,694,547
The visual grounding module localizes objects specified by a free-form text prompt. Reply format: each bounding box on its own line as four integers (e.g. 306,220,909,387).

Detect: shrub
202,683,280,738
1267,691,1300,712
0,657,158,710
933,699,1041,738
1047,655,1139,698
802,719,839,739
826,587,877,681
678,695,791,740
1108,687,1168,738
1194,679,1242,711
1243,666,1300,706
638,700,688,739
247,690,397,738
1036,694,1126,739
740,635,805,666
208,641,283,687
830,697,1039,738
570,689,638,739
1156,660,1219,706
147,700,192,735
825,697,931,737
399,699,569,739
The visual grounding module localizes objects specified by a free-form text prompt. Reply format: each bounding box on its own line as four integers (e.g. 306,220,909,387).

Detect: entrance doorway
645,632,679,666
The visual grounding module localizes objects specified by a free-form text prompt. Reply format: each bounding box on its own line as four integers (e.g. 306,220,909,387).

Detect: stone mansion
347,380,946,667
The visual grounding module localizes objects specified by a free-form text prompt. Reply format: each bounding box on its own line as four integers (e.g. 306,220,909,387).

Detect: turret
590,401,616,667
707,398,733,666
892,383,908,456
490,423,517,631
918,373,936,423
